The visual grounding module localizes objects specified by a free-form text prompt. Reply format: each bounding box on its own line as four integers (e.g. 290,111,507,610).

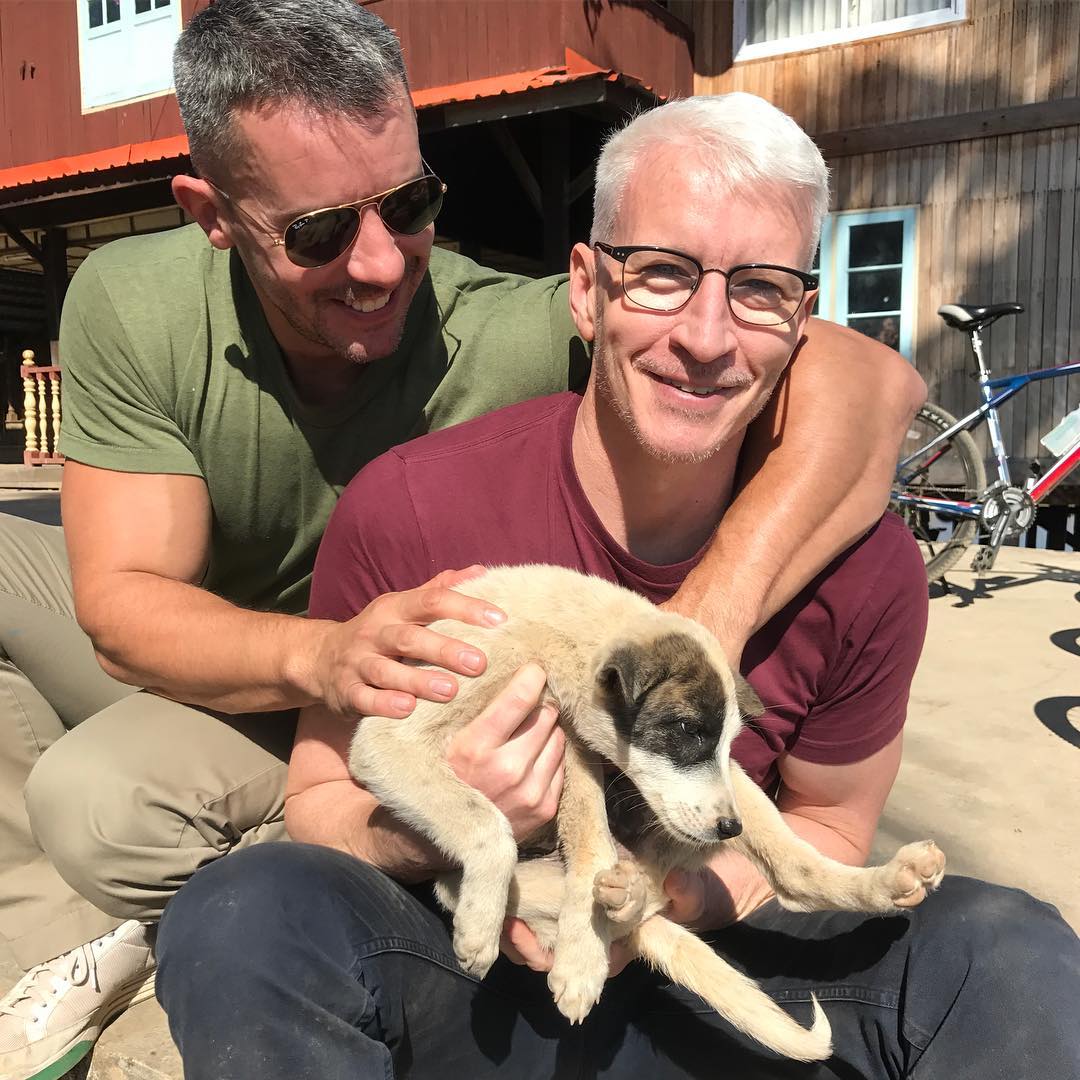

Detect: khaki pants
0,513,293,970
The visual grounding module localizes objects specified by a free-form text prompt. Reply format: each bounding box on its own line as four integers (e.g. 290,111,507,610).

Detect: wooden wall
672,0,1080,469
0,0,689,172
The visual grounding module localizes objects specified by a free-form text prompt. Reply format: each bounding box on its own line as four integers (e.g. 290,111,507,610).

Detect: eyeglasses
594,243,817,327
210,169,447,269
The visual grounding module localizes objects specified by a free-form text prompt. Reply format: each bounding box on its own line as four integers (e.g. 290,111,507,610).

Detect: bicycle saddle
937,302,1024,331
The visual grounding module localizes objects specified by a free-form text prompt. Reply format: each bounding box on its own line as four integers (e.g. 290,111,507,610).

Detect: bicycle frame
894,323,1080,520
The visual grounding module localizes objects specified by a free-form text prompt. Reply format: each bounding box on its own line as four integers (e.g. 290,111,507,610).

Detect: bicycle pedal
971,547,997,574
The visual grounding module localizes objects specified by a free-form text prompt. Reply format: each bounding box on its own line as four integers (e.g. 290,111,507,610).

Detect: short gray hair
591,93,830,268
173,0,410,178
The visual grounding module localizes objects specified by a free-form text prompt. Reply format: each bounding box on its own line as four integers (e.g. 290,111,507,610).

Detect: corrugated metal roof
0,52,652,202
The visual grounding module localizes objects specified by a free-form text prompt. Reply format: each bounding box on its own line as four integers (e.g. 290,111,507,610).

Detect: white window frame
734,0,966,62
815,207,918,360
75,0,181,113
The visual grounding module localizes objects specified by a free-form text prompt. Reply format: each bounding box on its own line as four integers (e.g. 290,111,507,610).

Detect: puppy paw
876,840,946,909
453,922,501,979
548,957,607,1025
593,860,648,926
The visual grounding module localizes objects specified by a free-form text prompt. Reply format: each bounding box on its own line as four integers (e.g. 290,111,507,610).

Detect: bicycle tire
891,402,987,583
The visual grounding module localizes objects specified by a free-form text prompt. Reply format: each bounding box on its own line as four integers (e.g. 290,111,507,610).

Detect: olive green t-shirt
58,225,584,614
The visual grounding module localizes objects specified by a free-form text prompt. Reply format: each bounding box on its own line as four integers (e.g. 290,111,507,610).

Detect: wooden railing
21,350,64,466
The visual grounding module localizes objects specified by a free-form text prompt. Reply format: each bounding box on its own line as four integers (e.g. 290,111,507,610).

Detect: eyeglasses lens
622,250,698,311
283,175,445,269
380,175,445,235
284,207,360,269
728,268,803,325
621,250,804,325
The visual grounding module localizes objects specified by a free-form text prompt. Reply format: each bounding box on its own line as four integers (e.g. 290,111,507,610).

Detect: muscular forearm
700,809,868,926
668,320,926,658
284,781,448,883
78,570,333,713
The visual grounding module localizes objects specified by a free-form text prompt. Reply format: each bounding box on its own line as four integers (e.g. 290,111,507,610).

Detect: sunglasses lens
284,207,360,268
379,176,445,235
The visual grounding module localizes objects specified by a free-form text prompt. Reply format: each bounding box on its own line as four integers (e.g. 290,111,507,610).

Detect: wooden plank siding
0,1,689,172
675,0,1080,472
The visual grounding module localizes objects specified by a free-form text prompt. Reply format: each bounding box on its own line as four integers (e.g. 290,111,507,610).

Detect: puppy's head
596,630,762,846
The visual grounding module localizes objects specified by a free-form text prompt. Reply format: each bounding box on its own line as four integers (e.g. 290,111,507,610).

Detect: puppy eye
679,720,704,741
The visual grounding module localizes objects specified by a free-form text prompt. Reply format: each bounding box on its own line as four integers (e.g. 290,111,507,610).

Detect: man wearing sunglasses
0,4,932,1078
154,92,1080,1080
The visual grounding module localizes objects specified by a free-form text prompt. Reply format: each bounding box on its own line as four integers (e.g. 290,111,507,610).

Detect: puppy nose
716,817,743,840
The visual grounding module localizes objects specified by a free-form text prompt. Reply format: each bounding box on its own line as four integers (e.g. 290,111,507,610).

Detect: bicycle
891,301,1080,582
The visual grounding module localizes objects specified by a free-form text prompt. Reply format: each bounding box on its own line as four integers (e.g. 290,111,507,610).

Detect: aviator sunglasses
209,167,447,269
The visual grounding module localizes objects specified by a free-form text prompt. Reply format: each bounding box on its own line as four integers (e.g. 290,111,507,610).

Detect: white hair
590,93,830,269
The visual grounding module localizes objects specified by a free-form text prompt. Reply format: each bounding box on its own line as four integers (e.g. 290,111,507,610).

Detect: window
734,0,966,61
815,208,917,359
76,0,181,111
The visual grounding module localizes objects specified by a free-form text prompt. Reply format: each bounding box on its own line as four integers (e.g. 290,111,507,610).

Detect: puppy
348,565,945,1062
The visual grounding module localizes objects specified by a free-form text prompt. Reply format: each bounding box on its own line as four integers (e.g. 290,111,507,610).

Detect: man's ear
172,175,235,252
734,673,764,719
793,288,818,338
568,241,597,344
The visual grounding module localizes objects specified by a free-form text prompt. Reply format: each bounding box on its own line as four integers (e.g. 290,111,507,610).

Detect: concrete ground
1,485,1077,1075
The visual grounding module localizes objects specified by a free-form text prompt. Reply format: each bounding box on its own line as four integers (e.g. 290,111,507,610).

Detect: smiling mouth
649,373,739,397
342,287,392,314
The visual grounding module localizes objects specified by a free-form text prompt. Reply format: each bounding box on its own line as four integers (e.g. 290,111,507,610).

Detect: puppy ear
598,643,653,711
734,673,764,719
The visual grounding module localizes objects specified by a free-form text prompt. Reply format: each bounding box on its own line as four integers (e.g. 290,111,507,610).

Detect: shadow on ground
932,560,1080,608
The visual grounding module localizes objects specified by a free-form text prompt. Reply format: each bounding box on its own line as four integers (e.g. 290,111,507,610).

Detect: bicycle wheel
891,402,987,583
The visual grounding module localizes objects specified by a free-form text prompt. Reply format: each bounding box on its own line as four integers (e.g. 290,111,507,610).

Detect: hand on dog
500,918,633,978
446,663,565,842
664,853,774,930
309,566,505,718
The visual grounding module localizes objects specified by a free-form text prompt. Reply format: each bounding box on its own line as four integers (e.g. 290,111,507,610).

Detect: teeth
660,376,717,397
344,290,390,313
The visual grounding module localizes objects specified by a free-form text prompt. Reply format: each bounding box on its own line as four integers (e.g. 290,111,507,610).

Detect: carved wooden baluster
37,370,47,455
21,350,38,456
50,372,61,457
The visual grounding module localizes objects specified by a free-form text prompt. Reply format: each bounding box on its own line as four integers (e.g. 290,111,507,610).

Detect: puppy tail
629,916,832,1063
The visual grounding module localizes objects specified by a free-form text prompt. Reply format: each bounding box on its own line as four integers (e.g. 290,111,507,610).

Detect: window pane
106,0,120,22
155,0,171,7
135,0,151,11
860,0,951,18
848,221,903,268
848,267,902,313
88,0,103,28
848,314,901,351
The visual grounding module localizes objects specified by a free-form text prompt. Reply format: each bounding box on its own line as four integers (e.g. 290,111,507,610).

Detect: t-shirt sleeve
57,252,202,476
789,523,929,765
308,451,434,622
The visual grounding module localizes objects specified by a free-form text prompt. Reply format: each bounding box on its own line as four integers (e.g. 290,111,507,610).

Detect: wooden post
42,228,69,352
21,349,38,457
541,113,571,276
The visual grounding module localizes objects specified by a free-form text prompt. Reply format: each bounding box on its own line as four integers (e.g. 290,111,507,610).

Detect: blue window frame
815,208,917,360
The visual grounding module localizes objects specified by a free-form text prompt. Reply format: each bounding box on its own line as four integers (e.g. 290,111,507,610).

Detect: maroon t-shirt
310,392,928,791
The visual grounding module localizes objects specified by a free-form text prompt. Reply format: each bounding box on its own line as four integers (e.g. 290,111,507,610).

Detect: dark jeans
156,842,1080,1080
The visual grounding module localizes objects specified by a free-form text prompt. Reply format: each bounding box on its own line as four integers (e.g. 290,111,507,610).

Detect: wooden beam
0,216,45,265
816,97,1080,159
568,165,594,206
489,121,542,216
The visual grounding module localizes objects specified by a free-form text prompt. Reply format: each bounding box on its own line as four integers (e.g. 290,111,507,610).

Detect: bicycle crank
979,483,1036,539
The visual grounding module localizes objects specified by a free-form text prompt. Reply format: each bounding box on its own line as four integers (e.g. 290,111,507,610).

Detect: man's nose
667,272,740,364
344,206,405,289
715,816,743,840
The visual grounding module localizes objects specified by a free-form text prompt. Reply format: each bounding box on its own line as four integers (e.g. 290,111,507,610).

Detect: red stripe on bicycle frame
1030,440,1080,502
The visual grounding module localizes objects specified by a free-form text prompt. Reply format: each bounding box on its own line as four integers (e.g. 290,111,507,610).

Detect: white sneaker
0,920,156,1080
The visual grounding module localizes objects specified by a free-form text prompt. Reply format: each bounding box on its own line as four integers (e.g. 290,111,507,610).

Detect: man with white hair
155,93,1080,1079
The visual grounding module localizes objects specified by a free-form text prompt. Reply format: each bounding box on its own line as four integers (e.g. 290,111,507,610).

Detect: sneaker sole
12,971,157,1080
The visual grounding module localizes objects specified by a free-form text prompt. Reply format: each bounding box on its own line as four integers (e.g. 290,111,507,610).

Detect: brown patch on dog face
598,632,731,768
